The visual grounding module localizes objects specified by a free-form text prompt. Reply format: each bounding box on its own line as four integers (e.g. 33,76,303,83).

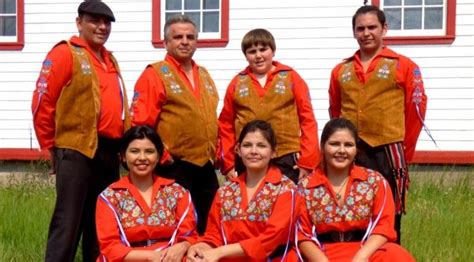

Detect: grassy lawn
0,166,472,261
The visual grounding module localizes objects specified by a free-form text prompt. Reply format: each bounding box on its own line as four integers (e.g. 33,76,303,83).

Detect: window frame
151,0,229,48
0,0,24,50
372,0,456,45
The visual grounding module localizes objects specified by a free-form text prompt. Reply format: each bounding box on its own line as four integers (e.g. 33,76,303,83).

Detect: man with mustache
31,1,129,261
131,14,219,235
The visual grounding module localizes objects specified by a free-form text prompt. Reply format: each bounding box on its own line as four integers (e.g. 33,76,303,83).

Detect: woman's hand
197,248,223,262
187,242,213,261
351,253,369,262
123,250,164,262
161,241,190,262
225,168,238,180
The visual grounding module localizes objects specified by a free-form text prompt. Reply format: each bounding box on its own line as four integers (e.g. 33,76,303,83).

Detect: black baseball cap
78,1,115,22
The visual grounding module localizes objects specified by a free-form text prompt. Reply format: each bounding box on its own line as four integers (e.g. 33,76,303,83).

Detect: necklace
333,176,349,201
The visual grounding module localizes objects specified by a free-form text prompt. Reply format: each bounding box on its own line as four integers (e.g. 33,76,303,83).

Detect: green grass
0,167,472,261
0,173,55,261
402,170,473,261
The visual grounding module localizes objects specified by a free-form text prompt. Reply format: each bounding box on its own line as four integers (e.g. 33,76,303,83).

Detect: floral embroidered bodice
219,176,295,222
101,183,186,228
299,168,383,225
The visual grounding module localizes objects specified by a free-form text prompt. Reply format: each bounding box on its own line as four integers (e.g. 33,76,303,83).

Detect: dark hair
238,120,277,150
352,5,386,31
163,14,198,41
241,28,276,54
320,118,358,149
120,125,164,170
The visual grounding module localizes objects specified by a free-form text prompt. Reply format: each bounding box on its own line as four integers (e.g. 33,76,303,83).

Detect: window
373,0,456,44
0,0,24,50
152,0,229,48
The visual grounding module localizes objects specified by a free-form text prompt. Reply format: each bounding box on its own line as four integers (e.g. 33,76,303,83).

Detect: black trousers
356,140,402,244
45,138,120,262
157,160,219,235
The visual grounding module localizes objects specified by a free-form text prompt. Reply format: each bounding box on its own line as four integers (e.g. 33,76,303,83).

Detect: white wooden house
0,0,473,164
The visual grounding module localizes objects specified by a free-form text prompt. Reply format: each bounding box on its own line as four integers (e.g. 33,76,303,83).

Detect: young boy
218,28,320,183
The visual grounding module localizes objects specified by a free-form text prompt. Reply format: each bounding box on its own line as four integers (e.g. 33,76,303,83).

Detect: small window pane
203,11,218,32
1,0,16,13
0,16,16,36
185,0,200,10
425,7,443,29
385,0,401,6
404,8,422,29
404,0,422,5
426,0,443,5
204,0,219,9
385,8,402,30
166,0,181,11
166,12,182,22
184,12,200,31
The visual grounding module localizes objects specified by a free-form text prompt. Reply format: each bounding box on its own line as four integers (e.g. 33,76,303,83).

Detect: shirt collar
304,165,368,188
233,166,283,185
239,61,291,76
164,54,197,71
345,47,400,63
108,174,175,190
70,35,109,57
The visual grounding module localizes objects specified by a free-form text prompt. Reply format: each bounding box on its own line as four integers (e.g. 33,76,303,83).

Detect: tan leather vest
55,41,130,158
151,61,218,166
339,58,405,147
234,71,300,157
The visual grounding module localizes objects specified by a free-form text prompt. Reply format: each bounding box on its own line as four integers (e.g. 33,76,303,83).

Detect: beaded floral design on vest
299,169,382,225
341,62,353,83
237,75,250,97
160,65,183,94
237,71,291,97
219,177,294,222
101,183,186,228
377,58,394,79
158,65,215,95
274,71,289,94
71,46,92,75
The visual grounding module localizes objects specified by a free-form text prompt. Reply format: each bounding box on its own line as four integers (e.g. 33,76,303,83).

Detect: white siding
0,0,473,152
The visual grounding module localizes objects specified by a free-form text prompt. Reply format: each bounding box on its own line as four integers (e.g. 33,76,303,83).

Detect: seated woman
96,125,197,261
297,118,415,261
187,120,299,261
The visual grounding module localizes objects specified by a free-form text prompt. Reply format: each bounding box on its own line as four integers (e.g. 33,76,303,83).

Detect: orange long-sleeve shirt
198,167,299,261
131,54,204,127
31,36,125,150
328,47,427,162
96,175,197,261
219,61,320,174
297,166,415,261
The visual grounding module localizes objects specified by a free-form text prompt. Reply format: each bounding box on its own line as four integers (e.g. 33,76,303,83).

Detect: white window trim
382,0,447,37
160,0,222,40
0,13,18,42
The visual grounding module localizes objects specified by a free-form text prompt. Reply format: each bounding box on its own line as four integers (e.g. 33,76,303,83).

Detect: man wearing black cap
31,1,129,261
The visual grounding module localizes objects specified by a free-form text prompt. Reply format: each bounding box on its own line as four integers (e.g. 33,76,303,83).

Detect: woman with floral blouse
297,118,415,261
95,125,197,261
187,120,298,261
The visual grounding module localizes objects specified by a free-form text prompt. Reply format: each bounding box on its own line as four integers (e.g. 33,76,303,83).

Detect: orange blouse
96,175,197,261
198,167,299,261
297,166,415,261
